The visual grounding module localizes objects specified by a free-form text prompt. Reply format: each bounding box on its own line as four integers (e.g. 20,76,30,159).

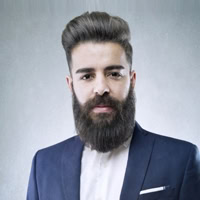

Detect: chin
89,111,116,124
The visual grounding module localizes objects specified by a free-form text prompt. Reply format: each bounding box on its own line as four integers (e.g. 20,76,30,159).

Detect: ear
66,75,73,93
130,70,136,89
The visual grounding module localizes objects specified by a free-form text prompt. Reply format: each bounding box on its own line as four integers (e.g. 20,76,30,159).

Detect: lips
92,105,113,113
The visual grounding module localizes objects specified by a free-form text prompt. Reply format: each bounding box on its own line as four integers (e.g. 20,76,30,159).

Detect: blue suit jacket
27,122,200,200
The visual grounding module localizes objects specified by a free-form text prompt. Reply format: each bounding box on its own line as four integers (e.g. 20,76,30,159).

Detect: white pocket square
140,186,169,195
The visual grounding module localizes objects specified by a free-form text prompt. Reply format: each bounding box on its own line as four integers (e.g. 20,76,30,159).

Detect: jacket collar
61,136,84,200
120,122,155,200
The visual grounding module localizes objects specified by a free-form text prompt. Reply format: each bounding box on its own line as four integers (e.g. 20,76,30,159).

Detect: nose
93,76,110,96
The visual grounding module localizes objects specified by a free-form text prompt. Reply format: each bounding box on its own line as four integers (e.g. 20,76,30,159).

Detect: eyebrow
75,65,125,74
105,65,125,71
76,68,94,74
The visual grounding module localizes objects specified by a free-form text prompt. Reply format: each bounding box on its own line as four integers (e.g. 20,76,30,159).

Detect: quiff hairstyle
62,11,133,71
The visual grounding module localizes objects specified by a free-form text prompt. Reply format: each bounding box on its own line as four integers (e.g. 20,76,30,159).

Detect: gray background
0,0,200,199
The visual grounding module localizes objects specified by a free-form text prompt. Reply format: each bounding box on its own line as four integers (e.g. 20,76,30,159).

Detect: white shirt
80,137,131,200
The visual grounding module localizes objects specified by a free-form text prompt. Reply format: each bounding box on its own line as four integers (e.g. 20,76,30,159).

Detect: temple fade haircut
62,11,133,70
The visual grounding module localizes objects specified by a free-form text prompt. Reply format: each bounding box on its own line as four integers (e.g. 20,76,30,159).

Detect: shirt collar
122,134,132,148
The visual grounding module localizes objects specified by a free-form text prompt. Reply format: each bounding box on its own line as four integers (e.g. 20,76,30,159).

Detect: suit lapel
120,123,155,200
61,136,84,200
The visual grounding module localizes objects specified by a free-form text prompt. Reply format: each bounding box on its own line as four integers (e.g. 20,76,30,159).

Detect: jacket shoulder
35,136,82,162
139,126,199,165
142,126,197,150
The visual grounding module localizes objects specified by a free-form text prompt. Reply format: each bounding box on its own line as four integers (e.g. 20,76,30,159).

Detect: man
27,12,200,200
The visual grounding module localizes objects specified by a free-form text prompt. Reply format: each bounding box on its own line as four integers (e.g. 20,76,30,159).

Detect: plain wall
0,0,200,199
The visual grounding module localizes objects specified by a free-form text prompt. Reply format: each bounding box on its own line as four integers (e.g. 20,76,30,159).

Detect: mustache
82,93,121,111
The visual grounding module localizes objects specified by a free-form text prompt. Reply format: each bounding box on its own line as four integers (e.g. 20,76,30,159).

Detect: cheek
73,82,92,105
111,80,130,100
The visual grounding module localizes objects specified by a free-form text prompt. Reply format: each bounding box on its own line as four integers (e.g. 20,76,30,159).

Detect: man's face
67,42,136,107
66,42,136,152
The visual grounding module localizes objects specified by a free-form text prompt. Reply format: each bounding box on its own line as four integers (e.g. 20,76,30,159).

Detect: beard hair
72,86,136,153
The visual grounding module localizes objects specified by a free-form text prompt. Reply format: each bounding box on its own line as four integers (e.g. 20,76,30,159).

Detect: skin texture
66,42,136,109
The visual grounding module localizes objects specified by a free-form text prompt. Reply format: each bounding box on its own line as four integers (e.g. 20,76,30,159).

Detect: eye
81,74,94,80
108,72,122,79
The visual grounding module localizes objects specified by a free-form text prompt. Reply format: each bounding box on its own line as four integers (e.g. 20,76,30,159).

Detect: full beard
72,86,136,153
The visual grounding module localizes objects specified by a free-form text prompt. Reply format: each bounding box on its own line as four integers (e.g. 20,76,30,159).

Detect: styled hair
62,11,133,70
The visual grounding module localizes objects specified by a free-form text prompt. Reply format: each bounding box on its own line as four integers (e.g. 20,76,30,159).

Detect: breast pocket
138,188,175,200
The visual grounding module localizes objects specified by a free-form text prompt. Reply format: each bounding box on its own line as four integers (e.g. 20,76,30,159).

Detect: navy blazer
27,122,200,200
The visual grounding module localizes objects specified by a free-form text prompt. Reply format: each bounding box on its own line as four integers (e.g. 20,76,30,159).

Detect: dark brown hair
62,11,133,70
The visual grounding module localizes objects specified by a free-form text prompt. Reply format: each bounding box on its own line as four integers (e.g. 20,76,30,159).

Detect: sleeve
26,152,39,200
179,145,200,200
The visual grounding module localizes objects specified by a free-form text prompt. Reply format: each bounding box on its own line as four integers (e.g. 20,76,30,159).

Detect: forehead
70,42,129,72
